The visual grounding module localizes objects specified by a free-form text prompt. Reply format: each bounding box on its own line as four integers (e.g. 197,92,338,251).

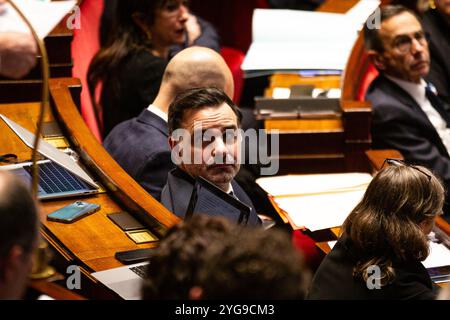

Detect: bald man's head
155,47,234,110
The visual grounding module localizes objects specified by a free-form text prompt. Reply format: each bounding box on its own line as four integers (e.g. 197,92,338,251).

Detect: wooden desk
0,78,179,298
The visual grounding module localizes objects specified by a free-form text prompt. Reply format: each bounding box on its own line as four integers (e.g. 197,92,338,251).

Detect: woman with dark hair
308,160,445,300
88,0,189,137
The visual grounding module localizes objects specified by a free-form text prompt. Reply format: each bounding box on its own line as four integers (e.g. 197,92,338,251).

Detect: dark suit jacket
423,9,450,105
307,236,435,300
367,75,450,192
161,168,261,226
103,109,175,201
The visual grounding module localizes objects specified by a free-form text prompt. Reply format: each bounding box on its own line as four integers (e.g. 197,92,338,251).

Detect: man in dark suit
161,87,261,226
422,0,450,105
103,47,234,200
363,5,450,218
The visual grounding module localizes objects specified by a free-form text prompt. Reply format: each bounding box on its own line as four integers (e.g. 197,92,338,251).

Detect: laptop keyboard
26,162,89,194
129,265,148,279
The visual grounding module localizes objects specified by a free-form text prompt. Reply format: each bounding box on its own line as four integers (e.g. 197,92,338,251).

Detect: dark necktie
228,190,238,200
425,83,450,125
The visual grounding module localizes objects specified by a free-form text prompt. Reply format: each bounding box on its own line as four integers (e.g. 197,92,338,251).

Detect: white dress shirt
147,104,168,123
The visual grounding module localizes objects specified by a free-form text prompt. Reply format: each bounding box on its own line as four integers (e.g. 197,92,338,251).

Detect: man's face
175,103,241,192
375,12,430,83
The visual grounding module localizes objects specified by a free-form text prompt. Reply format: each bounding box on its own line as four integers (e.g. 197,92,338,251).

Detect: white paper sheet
0,0,77,39
242,0,381,72
423,242,450,269
257,173,372,231
257,173,372,197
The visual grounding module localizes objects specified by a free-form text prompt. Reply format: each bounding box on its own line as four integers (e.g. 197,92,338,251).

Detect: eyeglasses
392,31,430,54
381,158,432,181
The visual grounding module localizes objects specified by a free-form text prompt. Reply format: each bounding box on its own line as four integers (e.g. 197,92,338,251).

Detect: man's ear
368,50,386,71
1,245,24,282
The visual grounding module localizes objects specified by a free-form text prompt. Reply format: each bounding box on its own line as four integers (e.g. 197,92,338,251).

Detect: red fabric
356,62,379,101
190,0,269,53
71,0,103,141
292,230,325,271
220,47,245,104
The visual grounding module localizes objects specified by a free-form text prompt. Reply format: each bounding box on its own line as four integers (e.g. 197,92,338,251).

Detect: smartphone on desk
47,201,100,223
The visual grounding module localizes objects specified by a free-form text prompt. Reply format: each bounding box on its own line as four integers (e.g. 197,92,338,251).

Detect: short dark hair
196,228,311,299
0,173,38,262
168,87,242,134
363,5,420,52
142,215,235,299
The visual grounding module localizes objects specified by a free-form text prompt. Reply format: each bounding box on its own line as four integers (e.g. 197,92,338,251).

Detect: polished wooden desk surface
0,103,151,272
0,78,180,275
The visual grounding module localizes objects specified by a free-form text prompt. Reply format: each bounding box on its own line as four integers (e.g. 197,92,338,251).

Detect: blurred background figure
142,214,310,299
422,0,450,105
191,224,310,300
88,0,190,137
100,0,220,56
142,215,234,299
0,0,37,79
0,172,39,300
308,163,444,300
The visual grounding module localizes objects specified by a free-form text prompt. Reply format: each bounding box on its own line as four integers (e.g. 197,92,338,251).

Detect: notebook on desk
0,114,99,199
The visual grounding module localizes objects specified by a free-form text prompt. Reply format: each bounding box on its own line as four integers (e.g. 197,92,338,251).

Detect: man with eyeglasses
363,5,450,220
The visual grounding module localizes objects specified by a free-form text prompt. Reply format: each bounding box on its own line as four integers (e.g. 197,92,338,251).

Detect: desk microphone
5,0,54,280
5,0,50,199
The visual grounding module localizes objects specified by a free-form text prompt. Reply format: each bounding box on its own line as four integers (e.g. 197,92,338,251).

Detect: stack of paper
242,0,380,75
0,0,77,39
257,173,373,231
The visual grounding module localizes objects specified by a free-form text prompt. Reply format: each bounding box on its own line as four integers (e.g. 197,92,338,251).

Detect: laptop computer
185,176,251,225
92,262,149,300
0,114,99,199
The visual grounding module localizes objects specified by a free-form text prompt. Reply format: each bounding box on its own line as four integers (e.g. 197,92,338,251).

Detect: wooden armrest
29,280,86,300
365,149,403,171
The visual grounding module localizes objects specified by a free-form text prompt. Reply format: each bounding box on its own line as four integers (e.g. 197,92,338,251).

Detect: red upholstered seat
356,62,379,102
221,47,245,103
71,0,103,141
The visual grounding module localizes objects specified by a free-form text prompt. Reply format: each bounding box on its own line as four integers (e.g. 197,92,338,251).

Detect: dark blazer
160,168,261,226
103,109,175,201
367,75,450,190
307,236,436,300
423,9,450,105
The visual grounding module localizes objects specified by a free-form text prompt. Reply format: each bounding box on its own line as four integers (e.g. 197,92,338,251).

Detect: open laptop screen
185,177,251,225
